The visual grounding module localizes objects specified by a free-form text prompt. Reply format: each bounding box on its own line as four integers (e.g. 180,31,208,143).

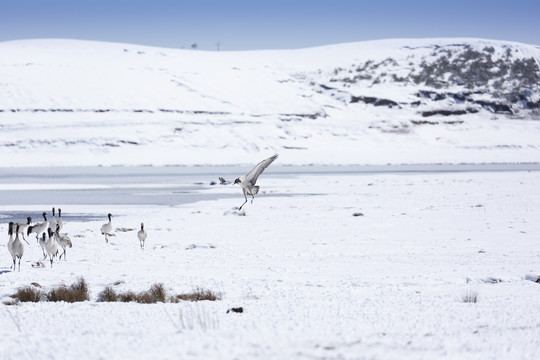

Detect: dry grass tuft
11,280,221,305
12,286,45,303
118,291,139,303
97,285,118,302
462,289,479,303
11,278,89,304
99,283,169,303
175,287,221,302
47,277,90,303
98,284,220,304
178,304,219,331
135,283,166,304
147,283,167,303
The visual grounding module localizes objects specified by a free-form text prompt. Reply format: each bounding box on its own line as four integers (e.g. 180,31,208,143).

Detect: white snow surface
1,169,540,359
1,38,540,359
1,38,540,167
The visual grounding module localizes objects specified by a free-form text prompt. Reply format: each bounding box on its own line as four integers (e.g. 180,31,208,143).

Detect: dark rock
421,109,468,117
227,307,244,313
350,96,399,107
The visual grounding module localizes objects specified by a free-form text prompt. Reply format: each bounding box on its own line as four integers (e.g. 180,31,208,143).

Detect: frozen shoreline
2,162,540,177
1,163,539,207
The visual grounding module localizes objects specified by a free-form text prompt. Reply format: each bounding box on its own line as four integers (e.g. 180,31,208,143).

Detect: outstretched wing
219,177,232,184
245,154,278,185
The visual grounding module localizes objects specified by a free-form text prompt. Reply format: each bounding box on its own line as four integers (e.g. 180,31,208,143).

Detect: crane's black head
27,216,32,223
234,178,241,185
8,221,13,235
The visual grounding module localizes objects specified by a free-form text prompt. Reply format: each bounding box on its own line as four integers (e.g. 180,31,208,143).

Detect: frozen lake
1,163,538,207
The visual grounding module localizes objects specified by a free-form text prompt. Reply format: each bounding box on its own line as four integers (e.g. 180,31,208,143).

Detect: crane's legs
238,193,248,210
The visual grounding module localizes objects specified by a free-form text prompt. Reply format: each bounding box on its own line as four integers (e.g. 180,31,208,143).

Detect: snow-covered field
1,167,539,359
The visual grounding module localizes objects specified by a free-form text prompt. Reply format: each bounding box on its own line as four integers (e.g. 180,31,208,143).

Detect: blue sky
1,0,538,50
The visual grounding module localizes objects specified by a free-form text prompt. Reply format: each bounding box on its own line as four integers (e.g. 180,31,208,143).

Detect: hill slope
1,38,539,166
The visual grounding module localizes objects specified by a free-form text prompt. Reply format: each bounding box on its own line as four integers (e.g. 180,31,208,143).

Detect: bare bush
47,277,90,303
148,283,167,303
97,286,118,302
118,291,139,303
99,283,173,304
12,286,45,303
175,287,222,302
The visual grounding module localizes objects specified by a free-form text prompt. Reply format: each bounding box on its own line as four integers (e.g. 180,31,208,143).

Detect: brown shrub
47,277,90,303
118,291,139,303
99,283,168,304
12,286,45,303
97,286,118,302
98,283,220,304
176,287,221,302
148,283,167,302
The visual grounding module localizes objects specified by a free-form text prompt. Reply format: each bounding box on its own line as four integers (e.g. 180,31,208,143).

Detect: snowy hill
1,38,540,167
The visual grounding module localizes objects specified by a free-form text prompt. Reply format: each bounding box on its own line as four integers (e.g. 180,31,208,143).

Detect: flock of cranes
7,208,70,271
6,208,148,272
5,154,278,272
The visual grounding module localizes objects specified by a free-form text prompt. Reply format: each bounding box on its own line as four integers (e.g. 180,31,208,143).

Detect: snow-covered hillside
1,38,539,167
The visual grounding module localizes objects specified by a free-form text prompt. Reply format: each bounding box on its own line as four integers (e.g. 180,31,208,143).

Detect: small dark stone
352,212,364,217
227,307,243,313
